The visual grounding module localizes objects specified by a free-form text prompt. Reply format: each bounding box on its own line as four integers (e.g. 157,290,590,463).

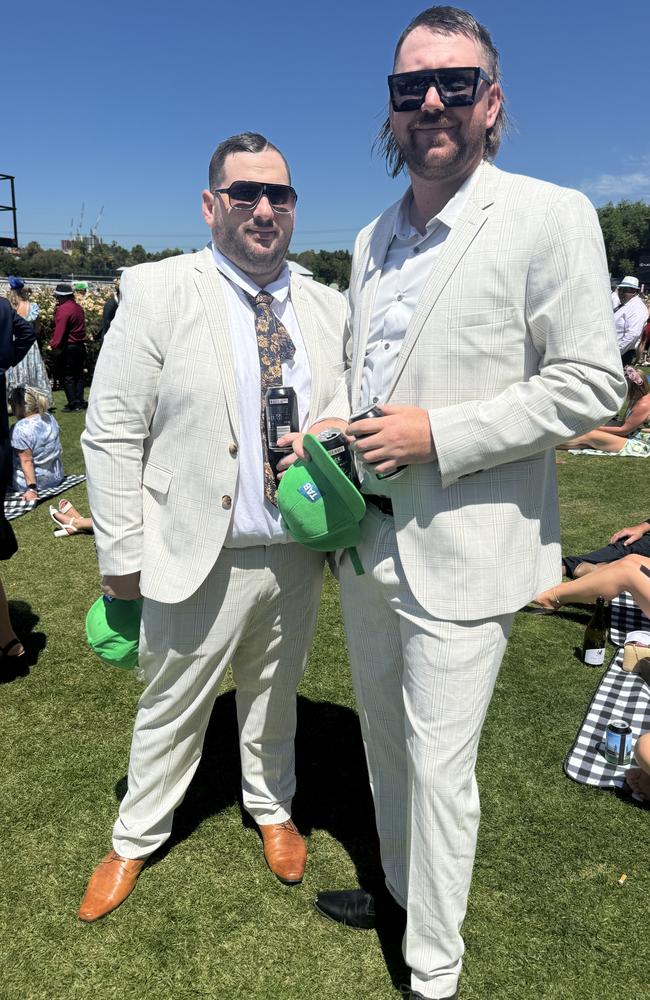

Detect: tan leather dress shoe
78,850,147,922
258,819,307,885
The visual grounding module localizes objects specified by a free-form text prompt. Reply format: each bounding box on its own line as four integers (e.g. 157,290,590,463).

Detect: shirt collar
210,242,290,304
392,163,481,242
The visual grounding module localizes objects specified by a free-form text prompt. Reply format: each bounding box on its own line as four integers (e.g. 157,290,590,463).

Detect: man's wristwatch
26,483,37,492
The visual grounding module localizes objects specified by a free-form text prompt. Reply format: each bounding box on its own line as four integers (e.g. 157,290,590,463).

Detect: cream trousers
339,507,513,1000
113,543,324,858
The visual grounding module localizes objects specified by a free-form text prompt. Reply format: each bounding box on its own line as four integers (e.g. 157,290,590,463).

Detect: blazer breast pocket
142,462,173,496
450,307,517,356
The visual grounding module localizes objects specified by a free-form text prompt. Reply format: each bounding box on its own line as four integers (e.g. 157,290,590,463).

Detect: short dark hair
208,132,291,190
375,5,511,177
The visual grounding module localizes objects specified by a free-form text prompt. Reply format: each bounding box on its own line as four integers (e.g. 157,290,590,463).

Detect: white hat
618,275,640,291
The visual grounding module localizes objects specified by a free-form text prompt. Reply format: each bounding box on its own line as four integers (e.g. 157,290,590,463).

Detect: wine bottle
582,596,607,666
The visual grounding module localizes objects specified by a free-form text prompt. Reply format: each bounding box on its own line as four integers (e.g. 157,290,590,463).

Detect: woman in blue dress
10,385,64,499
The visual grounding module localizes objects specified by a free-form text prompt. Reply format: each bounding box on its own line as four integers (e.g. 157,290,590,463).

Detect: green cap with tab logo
276,433,366,574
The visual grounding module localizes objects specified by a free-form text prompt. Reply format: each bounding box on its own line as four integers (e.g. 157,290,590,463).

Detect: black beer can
265,386,299,452
605,719,633,766
349,405,407,480
316,428,354,480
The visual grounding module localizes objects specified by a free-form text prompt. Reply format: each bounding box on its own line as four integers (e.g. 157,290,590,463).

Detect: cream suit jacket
81,247,347,604
339,162,626,620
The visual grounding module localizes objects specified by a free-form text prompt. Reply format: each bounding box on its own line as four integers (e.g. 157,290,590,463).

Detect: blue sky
3,0,648,254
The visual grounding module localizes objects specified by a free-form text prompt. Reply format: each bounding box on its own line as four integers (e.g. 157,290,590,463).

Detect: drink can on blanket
605,719,633,766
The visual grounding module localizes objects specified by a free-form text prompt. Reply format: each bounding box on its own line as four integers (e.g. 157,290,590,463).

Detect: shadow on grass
0,600,46,683
115,689,407,987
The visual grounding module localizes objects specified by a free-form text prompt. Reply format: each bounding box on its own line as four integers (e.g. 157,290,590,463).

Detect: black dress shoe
314,887,405,930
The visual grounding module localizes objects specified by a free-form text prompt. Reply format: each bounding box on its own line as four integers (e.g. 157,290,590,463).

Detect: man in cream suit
313,8,626,999
78,132,347,921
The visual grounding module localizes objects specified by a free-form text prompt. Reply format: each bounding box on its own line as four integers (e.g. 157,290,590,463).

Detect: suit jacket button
228,443,238,458
221,495,232,510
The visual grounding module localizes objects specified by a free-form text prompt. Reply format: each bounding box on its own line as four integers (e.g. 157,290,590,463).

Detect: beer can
265,386,299,452
604,719,633,766
348,405,407,480
316,428,354,480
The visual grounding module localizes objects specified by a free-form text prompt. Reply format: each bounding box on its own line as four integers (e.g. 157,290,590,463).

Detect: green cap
277,433,366,574
85,595,143,670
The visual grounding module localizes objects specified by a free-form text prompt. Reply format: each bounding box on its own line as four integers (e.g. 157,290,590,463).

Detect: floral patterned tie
248,291,296,504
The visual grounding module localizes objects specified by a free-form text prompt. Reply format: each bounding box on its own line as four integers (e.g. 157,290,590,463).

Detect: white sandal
53,517,80,538
50,502,81,535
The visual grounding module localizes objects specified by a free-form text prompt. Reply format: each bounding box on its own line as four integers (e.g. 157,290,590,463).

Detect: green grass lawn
1,395,648,1000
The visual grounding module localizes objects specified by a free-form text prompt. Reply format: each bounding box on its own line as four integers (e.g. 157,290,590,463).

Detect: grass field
1,396,648,1000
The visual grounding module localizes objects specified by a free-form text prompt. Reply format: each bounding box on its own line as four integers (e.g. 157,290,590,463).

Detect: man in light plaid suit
312,8,626,998
77,133,347,921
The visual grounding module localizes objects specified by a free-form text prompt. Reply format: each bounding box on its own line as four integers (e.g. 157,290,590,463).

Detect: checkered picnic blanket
608,590,650,645
4,474,86,521
564,592,650,797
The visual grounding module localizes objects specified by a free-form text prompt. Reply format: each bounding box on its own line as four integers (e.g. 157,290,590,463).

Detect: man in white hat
615,276,648,364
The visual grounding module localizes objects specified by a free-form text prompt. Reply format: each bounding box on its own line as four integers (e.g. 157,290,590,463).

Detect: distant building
61,234,102,253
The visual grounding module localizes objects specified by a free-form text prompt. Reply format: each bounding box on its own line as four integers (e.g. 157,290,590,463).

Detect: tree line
1,201,648,286
0,240,352,288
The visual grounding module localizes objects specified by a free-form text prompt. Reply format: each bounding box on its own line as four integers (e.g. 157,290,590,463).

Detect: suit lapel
289,275,322,422
192,246,240,438
386,163,498,397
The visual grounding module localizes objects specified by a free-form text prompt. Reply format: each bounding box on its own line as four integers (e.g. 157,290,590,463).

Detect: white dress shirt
211,245,312,546
359,167,480,493
615,294,649,355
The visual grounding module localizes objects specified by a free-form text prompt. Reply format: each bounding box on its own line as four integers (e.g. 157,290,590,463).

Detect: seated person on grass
627,733,650,801
557,366,650,456
564,518,650,578
529,556,650,801
10,385,64,502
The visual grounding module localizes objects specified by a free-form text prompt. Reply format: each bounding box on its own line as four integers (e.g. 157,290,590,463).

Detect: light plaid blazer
81,247,347,603
343,162,626,620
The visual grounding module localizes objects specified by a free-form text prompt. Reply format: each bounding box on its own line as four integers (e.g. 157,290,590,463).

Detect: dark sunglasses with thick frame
212,180,298,214
388,66,493,112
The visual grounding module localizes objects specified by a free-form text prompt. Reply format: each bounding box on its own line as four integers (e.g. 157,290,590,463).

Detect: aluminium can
316,428,354,480
348,405,407,480
265,386,299,452
604,719,633,766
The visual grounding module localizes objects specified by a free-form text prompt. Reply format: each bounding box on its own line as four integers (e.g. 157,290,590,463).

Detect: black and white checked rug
4,474,86,521
564,592,650,800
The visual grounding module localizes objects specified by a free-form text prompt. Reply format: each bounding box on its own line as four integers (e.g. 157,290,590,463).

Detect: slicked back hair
208,132,291,190
375,5,511,177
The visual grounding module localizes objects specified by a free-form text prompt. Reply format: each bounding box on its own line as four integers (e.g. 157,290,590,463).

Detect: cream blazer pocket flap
142,463,173,495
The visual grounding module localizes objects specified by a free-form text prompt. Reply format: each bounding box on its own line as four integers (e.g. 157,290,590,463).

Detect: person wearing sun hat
615,276,648,364
50,283,87,411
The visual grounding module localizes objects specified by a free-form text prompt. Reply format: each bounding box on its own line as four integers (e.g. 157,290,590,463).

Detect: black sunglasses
213,180,298,214
388,67,492,112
